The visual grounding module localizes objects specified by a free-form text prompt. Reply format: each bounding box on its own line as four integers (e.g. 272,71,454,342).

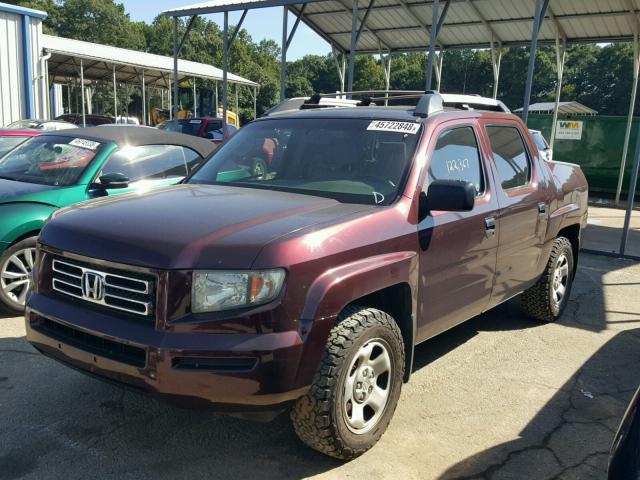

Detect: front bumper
26,293,309,412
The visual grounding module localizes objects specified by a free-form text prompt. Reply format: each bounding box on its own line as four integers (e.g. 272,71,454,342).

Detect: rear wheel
0,237,37,314
291,305,404,460
521,236,574,322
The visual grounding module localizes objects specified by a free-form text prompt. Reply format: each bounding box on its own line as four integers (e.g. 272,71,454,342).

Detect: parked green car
0,126,215,313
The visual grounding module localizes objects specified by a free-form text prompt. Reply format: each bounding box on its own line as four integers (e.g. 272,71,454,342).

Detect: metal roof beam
466,0,502,44
334,0,391,51
286,3,306,49
547,5,567,40
355,0,376,45
177,15,197,56
226,9,248,54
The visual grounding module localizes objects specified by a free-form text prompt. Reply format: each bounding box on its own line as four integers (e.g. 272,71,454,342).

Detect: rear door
479,121,551,306
416,120,500,342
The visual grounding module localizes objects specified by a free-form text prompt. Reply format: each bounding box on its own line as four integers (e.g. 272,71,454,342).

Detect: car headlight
192,269,286,313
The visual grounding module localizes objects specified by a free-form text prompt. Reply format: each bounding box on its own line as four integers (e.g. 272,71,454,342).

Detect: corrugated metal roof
514,101,598,115
162,0,640,53
42,34,258,87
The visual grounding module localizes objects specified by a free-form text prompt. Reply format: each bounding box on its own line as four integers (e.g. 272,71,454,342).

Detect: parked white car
530,129,553,162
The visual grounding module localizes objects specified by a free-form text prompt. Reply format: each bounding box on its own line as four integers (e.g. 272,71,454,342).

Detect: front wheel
521,236,574,322
0,237,37,314
291,306,404,460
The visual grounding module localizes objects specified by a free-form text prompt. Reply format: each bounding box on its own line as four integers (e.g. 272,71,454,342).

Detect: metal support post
141,70,146,125
522,0,549,124
253,86,257,119
222,11,229,130
332,47,346,93
193,77,197,117
620,121,640,256
112,64,117,120
80,58,86,127
347,0,358,96
215,81,219,116
280,7,288,101
173,16,179,120
435,50,443,91
616,31,640,205
235,82,239,121
549,35,566,151
426,0,439,90
490,37,502,99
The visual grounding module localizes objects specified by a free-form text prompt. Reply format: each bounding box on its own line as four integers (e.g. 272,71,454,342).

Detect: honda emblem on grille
81,271,105,301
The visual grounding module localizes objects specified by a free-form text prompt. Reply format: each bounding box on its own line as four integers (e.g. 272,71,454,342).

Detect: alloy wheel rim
552,253,569,306
342,338,393,434
0,247,35,307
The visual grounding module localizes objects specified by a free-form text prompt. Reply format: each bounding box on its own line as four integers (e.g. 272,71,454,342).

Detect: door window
486,126,531,189
426,126,484,195
101,145,202,182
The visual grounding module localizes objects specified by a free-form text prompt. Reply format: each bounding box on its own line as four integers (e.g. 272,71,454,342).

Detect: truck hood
0,178,58,205
40,184,374,269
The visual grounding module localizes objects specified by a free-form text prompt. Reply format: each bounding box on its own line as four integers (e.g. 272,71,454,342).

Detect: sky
122,0,331,60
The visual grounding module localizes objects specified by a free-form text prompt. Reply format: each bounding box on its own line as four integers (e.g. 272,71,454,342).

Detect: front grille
34,318,146,368
51,256,155,318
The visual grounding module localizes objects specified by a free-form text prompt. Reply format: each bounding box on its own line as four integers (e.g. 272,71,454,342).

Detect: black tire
0,236,37,315
521,236,574,322
291,305,404,460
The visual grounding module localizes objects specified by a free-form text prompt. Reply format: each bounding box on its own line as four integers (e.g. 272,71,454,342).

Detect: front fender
0,203,57,248
294,251,418,388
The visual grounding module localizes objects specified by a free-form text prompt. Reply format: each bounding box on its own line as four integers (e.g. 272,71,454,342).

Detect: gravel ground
1,253,639,480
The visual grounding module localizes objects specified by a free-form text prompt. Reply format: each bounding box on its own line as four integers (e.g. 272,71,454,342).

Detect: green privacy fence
525,114,640,197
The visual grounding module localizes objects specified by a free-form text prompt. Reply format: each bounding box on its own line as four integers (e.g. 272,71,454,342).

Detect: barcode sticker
69,138,101,150
367,120,421,135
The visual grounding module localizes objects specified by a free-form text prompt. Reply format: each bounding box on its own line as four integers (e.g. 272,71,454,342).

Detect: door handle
538,202,547,217
484,216,496,237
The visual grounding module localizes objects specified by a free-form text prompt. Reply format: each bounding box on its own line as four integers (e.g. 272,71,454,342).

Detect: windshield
0,136,30,157
188,118,422,205
158,120,202,136
0,136,103,186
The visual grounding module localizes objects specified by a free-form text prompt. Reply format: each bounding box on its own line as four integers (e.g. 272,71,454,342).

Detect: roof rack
261,91,510,118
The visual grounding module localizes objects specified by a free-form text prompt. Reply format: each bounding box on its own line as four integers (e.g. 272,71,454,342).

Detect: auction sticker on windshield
367,120,421,135
69,138,101,150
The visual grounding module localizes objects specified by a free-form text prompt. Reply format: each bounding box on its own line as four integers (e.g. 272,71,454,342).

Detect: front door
416,122,500,343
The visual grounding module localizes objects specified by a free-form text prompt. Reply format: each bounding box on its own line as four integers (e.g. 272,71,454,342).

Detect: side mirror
420,179,475,219
99,172,129,189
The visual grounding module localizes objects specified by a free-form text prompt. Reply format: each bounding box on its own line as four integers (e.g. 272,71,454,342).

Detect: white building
0,1,258,127
0,2,48,126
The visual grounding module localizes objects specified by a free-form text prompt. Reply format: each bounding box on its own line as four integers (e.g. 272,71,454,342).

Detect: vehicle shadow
0,335,340,480
435,328,640,479
412,252,627,372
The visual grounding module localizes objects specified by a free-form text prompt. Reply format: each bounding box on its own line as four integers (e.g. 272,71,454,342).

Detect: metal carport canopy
163,0,640,260
164,0,640,54
42,34,258,87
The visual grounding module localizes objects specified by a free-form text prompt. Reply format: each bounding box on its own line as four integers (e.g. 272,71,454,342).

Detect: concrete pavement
1,253,639,479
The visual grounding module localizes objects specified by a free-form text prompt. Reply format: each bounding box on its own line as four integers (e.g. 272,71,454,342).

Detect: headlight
192,269,286,313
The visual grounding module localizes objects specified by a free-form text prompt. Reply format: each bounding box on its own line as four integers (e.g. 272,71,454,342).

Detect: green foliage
8,0,640,118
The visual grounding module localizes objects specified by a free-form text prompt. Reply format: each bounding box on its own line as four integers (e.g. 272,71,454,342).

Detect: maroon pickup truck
26,92,588,460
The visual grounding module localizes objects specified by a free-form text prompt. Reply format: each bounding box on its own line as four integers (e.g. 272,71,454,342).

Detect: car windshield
158,120,202,136
188,117,422,205
0,136,30,157
7,120,39,129
0,135,103,186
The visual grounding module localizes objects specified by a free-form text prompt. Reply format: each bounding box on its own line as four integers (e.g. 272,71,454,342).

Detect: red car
0,129,42,157
157,117,237,145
